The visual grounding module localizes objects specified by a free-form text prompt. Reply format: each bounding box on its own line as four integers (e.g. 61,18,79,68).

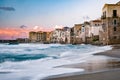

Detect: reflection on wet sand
61,56,120,73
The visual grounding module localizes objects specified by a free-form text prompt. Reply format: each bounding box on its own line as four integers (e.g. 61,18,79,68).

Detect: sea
0,43,112,80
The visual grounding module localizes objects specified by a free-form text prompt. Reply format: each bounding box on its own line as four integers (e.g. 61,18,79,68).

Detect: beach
43,45,120,80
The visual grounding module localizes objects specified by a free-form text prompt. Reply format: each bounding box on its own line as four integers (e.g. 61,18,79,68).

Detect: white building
63,27,71,44
80,20,102,43
51,27,70,43
90,20,102,37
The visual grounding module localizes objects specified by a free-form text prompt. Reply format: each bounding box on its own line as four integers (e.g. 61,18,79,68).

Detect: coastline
94,45,120,58
42,45,120,80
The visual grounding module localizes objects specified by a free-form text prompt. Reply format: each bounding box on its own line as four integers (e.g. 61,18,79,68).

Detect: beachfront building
100,2,120,45
73,24,82,44
46,32,52,43
80,20,102,44
29,31,37,42
81,22,91,43
90,20,102,43
84,22,91,43
80,25,85,43
16,38,29,43
51,29,63,43
70,27,74,44
51,27,71,44
29,31,47,43
37,31,43,42
63,27,71,44
41,32,47,43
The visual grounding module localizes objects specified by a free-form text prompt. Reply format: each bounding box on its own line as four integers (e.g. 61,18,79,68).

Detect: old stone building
46,32,52,43
72,24,82,44
29,31,37,42
29,31,47,43
51,29,63,43
100,2,120,45
81,22,91,43
63,27,71,44
51,27,70,44
90,20,102,43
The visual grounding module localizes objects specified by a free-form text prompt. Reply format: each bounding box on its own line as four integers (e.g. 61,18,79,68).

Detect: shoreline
42,44,120,80
94,45,120,58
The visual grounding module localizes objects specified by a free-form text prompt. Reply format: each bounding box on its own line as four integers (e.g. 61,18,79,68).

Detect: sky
0,0,119,39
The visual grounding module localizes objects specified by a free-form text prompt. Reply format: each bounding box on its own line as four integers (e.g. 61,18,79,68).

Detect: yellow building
46,32,52,43
29,31,37,42
100,1,120,45
29,31,48,43
37,31,43,42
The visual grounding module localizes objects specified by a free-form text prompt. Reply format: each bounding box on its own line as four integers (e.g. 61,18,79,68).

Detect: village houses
100,1,120,45
29,1,120,45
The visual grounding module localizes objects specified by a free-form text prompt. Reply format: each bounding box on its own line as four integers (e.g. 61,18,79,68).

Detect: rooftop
92,20,102,22
103,1,120,9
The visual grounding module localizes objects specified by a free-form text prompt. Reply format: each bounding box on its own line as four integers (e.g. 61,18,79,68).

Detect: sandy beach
43,45,120,80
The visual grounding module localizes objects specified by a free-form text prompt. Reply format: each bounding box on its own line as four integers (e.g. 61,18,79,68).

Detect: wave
0,44,112,80
0,53,49,63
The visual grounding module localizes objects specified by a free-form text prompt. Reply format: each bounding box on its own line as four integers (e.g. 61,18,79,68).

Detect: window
114,19,117,25
113,10,117,17
104,11,106,17
103,11,106,17
113,36,117,39
114,27,116,31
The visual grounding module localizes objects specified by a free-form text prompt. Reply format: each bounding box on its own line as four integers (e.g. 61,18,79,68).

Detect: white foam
0,44,112,80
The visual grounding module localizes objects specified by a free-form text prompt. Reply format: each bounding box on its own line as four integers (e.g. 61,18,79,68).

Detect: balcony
112,14,119,18
101,15,106,19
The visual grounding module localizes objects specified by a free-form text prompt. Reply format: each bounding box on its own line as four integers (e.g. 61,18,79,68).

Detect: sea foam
0,44,112,80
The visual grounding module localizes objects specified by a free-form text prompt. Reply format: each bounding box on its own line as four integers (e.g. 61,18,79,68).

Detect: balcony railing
101,15,106,19
112,14,119,18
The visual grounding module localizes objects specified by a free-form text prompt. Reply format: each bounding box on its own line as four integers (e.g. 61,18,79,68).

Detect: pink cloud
0,27,54,40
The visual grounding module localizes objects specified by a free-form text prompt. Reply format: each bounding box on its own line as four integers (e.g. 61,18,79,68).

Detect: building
51,27,71,44
29,31,37,42
70,27,74,44
37,31,43,42
100,2,120,45
81,22,91,43
80,25,85,43
72,24,82,44
46,32,52,43
16,38,29,43
51,29,62,43
90,20,102,42
42,32,47,43
63,27,71,44
29,31,47,43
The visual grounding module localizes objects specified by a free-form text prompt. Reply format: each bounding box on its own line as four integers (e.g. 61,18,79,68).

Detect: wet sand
95,45,120,58
43,45,120,80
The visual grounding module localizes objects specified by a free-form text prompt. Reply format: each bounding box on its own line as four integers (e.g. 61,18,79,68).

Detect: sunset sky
0,0,119,39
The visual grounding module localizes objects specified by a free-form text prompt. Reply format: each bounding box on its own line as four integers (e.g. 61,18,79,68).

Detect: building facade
51,27,70,44
73,24,82,44
90,20,102,42
29,31,47,43
63,27,71,44
29,31,37,42
100,2,120,45
81,22,91,43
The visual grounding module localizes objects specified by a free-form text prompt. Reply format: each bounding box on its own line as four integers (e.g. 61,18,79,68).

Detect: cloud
33,26,39,30
0,7,15,11
20,25,27,28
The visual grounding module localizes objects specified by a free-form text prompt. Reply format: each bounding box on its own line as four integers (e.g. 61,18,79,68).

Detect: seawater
0,43,112,80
